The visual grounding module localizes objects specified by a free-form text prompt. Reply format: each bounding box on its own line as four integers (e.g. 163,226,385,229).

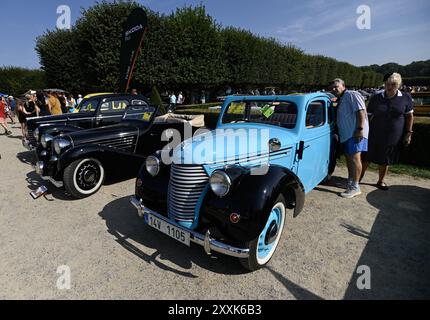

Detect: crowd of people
167,91,185,112
0,90,84,141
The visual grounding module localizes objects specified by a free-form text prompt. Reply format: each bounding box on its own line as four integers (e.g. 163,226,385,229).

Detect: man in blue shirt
330,78,369,198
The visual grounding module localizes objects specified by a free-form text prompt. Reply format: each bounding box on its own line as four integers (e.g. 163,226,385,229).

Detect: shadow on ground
16,150,36,166
25,171,75,201
344,185,430,299
98,196,248,277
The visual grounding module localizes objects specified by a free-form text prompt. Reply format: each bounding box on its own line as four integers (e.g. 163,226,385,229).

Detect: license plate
147,214,190,246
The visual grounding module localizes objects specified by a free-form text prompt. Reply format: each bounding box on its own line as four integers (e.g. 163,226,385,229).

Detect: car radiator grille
97,136,136,152
168,164,209,225
26,128,37,147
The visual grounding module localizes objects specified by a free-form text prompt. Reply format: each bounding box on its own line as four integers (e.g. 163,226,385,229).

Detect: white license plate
147,214,190,246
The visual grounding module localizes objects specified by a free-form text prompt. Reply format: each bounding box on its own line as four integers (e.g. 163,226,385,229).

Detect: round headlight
33,128,40,141
41,134,53,148
209,171,232,197
53,138,71,154
145,156,160,177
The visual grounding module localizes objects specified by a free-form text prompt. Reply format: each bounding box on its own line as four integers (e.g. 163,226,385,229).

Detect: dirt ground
0,124,429,300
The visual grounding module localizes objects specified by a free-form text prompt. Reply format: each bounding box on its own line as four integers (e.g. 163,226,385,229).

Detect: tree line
33,1,386,96
0,67,46,97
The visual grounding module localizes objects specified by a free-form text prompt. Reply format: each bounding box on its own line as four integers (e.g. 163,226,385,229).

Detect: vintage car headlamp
145,156,160,177
41,134,53,148
53,138,71,154
209,170,232,197
33,128,40,141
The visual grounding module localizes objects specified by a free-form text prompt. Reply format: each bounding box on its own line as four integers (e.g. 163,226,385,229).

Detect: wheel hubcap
265,221,279,245
77,162,100,190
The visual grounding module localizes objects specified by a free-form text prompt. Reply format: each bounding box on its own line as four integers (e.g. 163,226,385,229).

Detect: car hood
172,124,297,165
27,112,94,128
62,122,148,146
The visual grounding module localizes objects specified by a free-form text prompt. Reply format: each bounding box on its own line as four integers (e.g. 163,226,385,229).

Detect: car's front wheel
63,158,105,198
240,195,286,271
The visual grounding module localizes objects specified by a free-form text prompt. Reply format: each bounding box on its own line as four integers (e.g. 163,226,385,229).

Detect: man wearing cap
330,78,369,198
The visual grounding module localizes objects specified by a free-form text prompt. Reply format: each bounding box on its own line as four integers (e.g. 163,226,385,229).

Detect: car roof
84,93,148,100
84,92,113,99
224,93,331,101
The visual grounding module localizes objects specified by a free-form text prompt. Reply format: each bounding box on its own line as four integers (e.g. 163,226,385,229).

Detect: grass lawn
337,156,430,180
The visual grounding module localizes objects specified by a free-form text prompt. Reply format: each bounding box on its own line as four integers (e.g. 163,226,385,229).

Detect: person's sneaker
340,187,362,198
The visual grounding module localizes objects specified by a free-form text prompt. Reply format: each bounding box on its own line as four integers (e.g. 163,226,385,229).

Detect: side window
222,102,246,123
99,100,129,114
306,101,326,128
79,99,98,112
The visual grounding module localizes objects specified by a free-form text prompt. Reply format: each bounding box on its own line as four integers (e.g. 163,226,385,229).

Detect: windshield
78,98,98,113
222,100,298,129
123,104,157,122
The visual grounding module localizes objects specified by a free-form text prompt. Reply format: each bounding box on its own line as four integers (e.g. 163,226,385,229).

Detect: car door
295,98,331,192
68,98,99,129
95,98,129,127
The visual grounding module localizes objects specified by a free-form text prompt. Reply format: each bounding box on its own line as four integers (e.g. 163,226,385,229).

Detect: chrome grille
27,128,37,146
97,135,136,152
168,164,209,223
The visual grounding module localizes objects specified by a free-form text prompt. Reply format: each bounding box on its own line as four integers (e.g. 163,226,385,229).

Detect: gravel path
1,124,429,299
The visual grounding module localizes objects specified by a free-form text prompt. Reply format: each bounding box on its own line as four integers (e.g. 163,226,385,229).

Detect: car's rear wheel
63,158,105,198
240,195,286,271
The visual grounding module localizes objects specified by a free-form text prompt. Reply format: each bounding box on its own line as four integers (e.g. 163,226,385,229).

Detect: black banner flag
118,8,148,93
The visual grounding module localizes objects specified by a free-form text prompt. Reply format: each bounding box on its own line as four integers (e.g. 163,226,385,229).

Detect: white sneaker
340,187,362,198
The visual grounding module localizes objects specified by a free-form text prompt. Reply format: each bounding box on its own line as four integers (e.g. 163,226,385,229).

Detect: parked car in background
131,93,338,271
411,92,430,116
35,102,205,198
24,93,147,151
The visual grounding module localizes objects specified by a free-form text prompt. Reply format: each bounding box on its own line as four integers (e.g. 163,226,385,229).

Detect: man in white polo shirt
329,78,369,198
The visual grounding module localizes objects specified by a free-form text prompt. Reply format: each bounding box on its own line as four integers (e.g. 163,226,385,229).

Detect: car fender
57,145,144,176
201,165,305,242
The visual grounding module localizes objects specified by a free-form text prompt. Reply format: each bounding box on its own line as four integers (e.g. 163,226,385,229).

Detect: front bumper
130,196,250,259
35,161,64,188
22,139,35,151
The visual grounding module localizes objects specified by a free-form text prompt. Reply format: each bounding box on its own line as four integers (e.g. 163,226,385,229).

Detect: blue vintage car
131,93,338,270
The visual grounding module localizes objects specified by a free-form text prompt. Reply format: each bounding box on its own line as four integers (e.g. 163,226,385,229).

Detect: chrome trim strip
130,196,249,258
205,147,292,168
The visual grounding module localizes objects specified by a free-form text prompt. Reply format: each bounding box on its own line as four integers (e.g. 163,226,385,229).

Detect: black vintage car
35,102,205,198
24,93,148,150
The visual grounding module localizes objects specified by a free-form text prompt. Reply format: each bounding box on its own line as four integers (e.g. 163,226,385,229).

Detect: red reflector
136,179,143,187
230,213,240,224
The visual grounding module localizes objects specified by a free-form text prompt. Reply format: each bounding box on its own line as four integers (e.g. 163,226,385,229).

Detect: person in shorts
329,78,369,198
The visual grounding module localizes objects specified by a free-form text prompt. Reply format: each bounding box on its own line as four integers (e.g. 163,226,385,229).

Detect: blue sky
1,0,429,69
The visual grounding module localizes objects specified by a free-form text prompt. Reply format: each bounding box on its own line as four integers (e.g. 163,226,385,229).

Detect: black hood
62,121,151,147
27,112,94,130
